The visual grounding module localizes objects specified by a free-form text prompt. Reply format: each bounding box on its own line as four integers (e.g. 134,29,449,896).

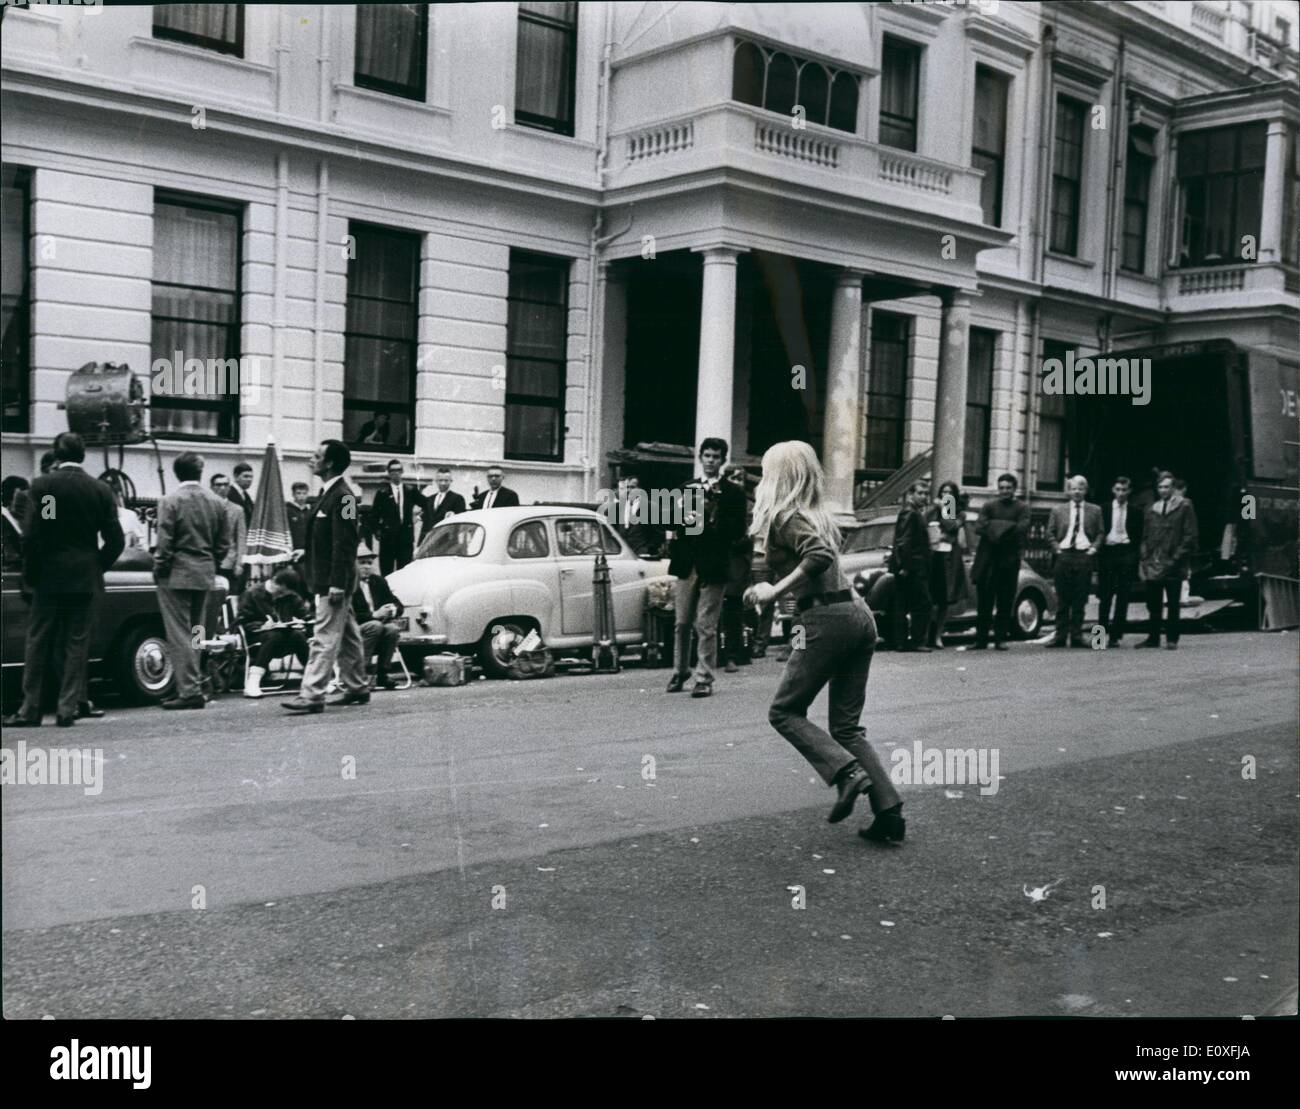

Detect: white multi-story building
2,1,1297,540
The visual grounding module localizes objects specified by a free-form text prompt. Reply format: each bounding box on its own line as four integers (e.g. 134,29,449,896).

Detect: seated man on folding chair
238,569,311,698
353,544,405,691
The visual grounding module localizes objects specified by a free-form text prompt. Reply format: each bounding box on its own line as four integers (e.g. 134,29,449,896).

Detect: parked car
387,506,674,677
0,547,211,706
838,511,1057,642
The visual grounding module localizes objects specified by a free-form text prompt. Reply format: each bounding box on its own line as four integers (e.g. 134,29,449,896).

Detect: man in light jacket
1046,475,1104,648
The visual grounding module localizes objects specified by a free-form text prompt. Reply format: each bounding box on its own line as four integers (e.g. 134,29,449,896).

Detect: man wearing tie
1098,475,1143,648
471,465,520,510
352,544,405,690
423,467,466,528
1046,475,1104,648
228,462,255,525
3,433,124,728
371,459,423,576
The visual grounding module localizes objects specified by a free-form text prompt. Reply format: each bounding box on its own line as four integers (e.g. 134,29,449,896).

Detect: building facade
2,0,1297,518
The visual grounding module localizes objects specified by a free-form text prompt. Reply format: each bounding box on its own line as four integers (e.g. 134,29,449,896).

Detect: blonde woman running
744,441,905,843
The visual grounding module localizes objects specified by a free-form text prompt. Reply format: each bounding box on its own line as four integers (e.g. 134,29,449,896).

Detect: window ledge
130,35,271,76
334,82,450,119
1045,251,1096,270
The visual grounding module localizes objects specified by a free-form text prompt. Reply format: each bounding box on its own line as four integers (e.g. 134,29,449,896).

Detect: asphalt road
3,630,1296,1018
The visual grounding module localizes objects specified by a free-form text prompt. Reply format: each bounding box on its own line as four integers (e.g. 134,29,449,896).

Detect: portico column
1259,120,1288,263
931,290,973,487
822,268,866,514
692,246,744,453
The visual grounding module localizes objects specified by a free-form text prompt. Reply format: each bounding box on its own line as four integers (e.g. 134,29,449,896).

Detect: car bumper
399,632,450,646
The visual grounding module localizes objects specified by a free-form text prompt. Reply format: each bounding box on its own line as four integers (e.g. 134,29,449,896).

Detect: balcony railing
1191,2,1227,40
1178,266,1247,294
610,102,985,219
1163,262,1299,307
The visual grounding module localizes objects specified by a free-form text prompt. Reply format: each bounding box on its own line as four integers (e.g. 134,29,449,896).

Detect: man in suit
666,437,748,698
211,475,247,597
228,461,255,525
371,458,424,576
1046,474,1104,648
1098,475,1143,648
238,568,311,698
972,473,1031,651
152,452,231,710
353,544,405,690
423,466,466,528
282,440,371,715
3,433,124,728
891,482,933,652
286,481,312,552
471,465,520,510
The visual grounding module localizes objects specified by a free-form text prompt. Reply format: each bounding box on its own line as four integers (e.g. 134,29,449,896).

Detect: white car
387,505,673,676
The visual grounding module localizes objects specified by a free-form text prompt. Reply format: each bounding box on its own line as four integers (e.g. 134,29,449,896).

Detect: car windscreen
842,523,893,553
416,522,485,558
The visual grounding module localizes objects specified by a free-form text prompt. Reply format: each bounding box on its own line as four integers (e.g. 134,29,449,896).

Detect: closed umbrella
244,438,294,581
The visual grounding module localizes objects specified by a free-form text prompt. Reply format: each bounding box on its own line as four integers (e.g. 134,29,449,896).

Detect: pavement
2,629,1297,1018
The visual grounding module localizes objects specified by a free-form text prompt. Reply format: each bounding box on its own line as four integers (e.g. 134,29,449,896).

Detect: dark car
1,547,225,706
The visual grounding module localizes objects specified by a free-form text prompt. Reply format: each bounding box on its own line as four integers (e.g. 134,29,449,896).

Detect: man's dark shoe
690,681,713,698
1165,641,1179,650
281,697,324,715
665,673,687,693
1107,637,1122,649
1134,638,1161,649
1070,637,1087,648
77,701,105,719
162,695,206,710
859,804,906,845
327,690,371,707
2,714,40,727
969,641,988,651
1045,639,1068,649
375,676,397,691
56,715,76,727
829,766,871,824
751,647,767,659
724,660,738,674
993,642,1009,651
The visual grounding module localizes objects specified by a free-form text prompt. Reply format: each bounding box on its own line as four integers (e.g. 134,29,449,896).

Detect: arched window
765,52,798,116
797,62,830,126
828,70,860,134
732,41,765,107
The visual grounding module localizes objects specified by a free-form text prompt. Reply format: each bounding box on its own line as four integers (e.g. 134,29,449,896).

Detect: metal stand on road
592,551,620,673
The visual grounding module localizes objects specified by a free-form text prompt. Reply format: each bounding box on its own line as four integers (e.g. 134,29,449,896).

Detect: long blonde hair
749,440,841,553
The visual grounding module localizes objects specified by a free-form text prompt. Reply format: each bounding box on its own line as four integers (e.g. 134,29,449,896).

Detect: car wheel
116,623,175,703
478,620,535,679
1013,591,1044,639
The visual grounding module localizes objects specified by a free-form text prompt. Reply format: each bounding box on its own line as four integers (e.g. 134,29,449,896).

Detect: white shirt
1107,499,1130,545
359,578,374,610
1064,502,1091,551
483,488,497,509
389,482,403,518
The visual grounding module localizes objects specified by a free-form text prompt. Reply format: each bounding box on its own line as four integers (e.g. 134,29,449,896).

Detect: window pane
797,62,829,125
864,312,909,474
153,4,242,52
765,53,797,116
515,4,577,133
973,67,1007,156
2,167,31,434
356,3,426,98
505,403,561,459
828,71,859,133
879,38,919,151
155,203,237,290
732,42,765,106
506,251,568,461
508,520,550,559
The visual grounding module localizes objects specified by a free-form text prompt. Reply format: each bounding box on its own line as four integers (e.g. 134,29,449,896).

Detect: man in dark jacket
286,481,312,552
1136,471,1198,649
353,544,405,689
422,467,467,529
666,438,748,698
972,472,1031,650
1098,475,1144,647
3,433,124,727
228,461,255,525
470,465,520,510
891,482,932,652
238,568,311,697
282,441,371,715
371,459,424,575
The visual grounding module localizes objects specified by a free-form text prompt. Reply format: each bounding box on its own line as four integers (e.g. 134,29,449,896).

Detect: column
931,290,972,487
822,268,866,514
691,246,743,454
1259,119,1289,264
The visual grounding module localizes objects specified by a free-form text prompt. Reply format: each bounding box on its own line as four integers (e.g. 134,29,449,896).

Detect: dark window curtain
515,1,577,135
1051,98,1085,254
879,38,919,151
506,252,569,461
151,197,242,440
972,67,1008,226
798,62,830,126
765,53,797,117
732,41,765,106
1122,138,1153,272
1,167,31,433
343,224,419,452
964,328,995,486
356,4,426,99
1037,341,1071,491
864,312,909,475
828,71,860,134
1177,122,1265,265
153,4,243,52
